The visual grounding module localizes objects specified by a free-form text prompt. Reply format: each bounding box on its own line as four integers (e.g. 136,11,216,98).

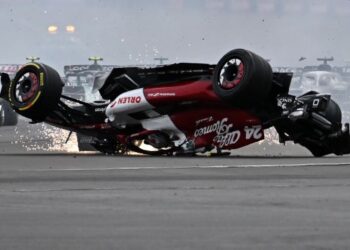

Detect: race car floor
1,153,350,250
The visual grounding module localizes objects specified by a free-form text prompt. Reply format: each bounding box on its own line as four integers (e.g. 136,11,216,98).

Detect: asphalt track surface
1,122,350,249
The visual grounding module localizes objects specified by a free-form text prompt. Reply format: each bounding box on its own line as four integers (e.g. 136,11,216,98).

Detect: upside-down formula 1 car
1,49,350,156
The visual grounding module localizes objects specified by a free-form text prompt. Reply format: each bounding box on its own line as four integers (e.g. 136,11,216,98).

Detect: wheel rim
218,58,244,90
14,72,40,103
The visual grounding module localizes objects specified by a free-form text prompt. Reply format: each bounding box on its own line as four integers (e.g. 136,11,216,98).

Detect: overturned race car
1,49,350,156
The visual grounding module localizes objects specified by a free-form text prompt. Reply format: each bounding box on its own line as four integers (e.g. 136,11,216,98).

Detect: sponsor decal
64,65,115,72
214,130,241,147
214,125,263,147
117,96,141,104
40,72,44,86
194,117,263,147
194,118,232,138
94,107,106,112
195,116,213,126
244,125,263,140
147,92,176,97
277,95,295,110
68,65,90,71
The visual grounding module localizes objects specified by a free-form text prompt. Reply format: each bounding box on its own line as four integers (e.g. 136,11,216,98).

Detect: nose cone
104,88,154,124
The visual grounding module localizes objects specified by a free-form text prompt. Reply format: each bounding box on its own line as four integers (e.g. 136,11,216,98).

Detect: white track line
10,162,350,172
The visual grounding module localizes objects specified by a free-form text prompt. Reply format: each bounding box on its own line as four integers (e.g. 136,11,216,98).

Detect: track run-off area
1,153,350,249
